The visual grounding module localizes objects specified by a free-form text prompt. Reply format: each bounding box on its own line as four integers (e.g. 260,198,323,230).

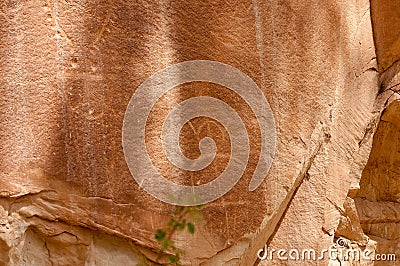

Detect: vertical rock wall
353,2,400,265
0,0,395,265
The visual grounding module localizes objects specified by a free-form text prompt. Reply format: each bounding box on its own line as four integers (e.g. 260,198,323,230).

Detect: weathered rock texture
0,0,398,265
370,0,400,72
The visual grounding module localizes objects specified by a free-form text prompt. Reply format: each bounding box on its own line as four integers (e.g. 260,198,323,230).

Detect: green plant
154,205,202,265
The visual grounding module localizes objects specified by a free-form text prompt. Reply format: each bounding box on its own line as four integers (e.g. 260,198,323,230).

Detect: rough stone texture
354,100,400,265
0,202,143,265
0,0,397,265
356,101,400,203
353,5,400,255
370,0,400,72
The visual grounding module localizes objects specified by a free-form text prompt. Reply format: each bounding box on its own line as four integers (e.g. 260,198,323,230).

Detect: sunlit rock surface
0,0,398,265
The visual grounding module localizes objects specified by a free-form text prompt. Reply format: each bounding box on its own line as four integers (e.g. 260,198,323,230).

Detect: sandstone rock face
370,0,400,72
0,0,397,265
355,98,400,265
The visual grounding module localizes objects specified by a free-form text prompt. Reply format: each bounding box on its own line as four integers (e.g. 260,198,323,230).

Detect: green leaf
163,239,174,250
168,219,177,226
155,229,166,242
161,240,169,250
177,222,185,230
187,222,195,234
168,255,178,263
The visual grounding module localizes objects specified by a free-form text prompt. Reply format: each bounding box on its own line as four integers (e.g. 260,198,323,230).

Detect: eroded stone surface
354,100,400,265
0,0,394,265
370,0,400,72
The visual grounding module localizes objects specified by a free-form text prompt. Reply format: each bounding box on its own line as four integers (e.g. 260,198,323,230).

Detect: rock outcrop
0,0,398,265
